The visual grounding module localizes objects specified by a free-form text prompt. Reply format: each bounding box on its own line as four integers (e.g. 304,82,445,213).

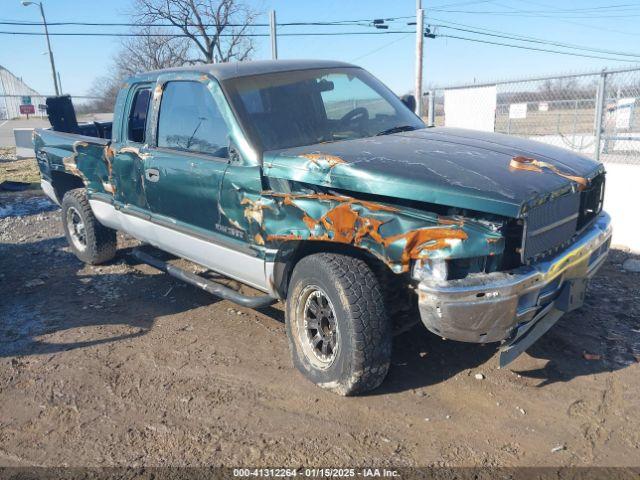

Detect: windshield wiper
376,125,417,136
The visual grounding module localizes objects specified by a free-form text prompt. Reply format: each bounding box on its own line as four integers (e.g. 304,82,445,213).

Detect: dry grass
0,147,41,186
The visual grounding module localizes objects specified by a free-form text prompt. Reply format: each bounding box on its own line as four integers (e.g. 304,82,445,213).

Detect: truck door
142,78,230,235
111,83,153,211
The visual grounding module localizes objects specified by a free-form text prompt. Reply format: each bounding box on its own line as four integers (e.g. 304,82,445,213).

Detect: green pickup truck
34,60,612,395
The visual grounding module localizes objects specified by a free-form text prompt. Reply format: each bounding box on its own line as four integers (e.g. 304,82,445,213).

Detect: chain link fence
0,94,104,121
0,66,47,120
426,66,640,165
2,64,103,121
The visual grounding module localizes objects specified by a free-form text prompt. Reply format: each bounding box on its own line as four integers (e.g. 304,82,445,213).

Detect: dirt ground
0,186,639,469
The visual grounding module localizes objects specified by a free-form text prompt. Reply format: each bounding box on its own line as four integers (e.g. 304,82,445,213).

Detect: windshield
223,67,425,151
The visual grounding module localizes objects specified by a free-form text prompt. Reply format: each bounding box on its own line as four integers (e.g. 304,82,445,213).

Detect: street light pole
22,1,60,96
415,0,424,117
270,10,278,60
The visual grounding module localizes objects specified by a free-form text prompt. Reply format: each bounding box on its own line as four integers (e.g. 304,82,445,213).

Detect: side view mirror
316,79,335,92
401,94,416,113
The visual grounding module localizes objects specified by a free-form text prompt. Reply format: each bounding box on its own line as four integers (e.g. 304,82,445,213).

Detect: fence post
572,99,578,145
594,69,607,162
428,90,435,126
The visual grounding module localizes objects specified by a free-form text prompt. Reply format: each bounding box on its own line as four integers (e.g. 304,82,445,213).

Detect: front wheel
61,188,117,265
285,253,392,395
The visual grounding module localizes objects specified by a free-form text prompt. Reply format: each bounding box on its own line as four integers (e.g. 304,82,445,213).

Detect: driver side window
157,81,230,157
320,74,395,120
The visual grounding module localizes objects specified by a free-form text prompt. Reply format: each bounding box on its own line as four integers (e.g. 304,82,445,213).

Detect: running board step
130,249,278,309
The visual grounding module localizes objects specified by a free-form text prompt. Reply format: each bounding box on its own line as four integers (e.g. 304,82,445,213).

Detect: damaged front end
417,212,611,366
216,115,612,368
218,174,506,277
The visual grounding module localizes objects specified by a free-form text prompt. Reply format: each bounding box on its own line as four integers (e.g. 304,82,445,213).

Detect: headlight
411,258,449,282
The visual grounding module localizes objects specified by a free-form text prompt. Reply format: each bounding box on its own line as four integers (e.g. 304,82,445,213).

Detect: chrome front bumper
417,212,612,346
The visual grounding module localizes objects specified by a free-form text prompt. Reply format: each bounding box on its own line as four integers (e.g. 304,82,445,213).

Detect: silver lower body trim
417,212,613,343
41,179,60,205
89,199,274,294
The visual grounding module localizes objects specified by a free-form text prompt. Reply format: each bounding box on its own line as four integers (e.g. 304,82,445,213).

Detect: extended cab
34,60,612,395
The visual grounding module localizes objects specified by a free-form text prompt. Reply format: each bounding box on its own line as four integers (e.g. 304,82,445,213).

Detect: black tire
285,253,392,395
61,188,117,265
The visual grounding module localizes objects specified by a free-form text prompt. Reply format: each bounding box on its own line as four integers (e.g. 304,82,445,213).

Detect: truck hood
262,127,604,218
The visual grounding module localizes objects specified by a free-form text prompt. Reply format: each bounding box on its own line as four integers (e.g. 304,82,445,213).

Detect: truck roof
129,59,358,83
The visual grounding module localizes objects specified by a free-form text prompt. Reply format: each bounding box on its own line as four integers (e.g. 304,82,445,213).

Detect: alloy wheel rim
298,286,339,368
66,206,87,252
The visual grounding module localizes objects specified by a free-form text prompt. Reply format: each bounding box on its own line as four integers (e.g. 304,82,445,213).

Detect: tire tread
287,253,392,395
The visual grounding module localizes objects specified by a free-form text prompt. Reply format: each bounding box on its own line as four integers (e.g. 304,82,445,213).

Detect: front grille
519,172,605,264
578,172,605,230
522,191,581,262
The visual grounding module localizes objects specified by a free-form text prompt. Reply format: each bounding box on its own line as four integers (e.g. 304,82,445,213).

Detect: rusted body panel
217,169,504,273
263,127,604,219
34,129,111,193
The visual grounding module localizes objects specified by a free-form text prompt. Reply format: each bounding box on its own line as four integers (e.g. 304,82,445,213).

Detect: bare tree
132,0,257,63
85,0,257,113
86,27,192,112
116,27,192,77
85,73,121,113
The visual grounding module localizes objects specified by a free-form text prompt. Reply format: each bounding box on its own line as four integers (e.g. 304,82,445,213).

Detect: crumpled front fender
219,169,504,273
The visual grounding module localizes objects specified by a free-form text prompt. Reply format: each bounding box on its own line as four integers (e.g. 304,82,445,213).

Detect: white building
0,66,46,120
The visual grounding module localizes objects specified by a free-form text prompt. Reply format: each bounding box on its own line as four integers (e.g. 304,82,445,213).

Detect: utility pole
415,0,424,117
22,1,60,96
270,10,278,60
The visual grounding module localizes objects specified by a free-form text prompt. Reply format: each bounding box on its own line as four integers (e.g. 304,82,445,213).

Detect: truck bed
34,128,113,201
74,121,112,140
45,95,113,139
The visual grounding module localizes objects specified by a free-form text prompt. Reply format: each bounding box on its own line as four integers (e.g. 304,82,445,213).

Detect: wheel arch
270,239,400,300
51,170,85,203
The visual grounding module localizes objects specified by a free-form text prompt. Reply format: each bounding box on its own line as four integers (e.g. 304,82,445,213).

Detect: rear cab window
127,87,152,143
157,81,230,158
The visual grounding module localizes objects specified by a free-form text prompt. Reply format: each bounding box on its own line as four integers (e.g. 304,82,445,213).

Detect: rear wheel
61,188,117,265
285,253,392,395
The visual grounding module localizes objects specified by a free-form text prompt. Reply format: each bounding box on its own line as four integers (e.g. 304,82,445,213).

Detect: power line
428,0,494,8
498,0,640,37
0,30,415,37
436,34,640,62
426,1,640,18
350,33,413,62
6,22,640,62
481,2,640,13
0,18,409,28
6,11,640,63
431,22,640,59
428,8,640,19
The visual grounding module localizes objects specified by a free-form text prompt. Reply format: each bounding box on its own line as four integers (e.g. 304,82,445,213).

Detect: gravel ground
0,189,639,468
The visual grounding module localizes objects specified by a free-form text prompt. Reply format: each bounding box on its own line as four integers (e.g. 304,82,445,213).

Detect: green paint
35,67,518,276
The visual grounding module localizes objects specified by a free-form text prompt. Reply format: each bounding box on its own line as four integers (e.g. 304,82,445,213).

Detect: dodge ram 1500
34,60,612,395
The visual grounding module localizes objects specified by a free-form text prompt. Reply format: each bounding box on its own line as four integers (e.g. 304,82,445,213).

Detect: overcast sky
1,0,639,97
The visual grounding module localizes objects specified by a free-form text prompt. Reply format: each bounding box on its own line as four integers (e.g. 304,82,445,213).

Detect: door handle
145,168,160,182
